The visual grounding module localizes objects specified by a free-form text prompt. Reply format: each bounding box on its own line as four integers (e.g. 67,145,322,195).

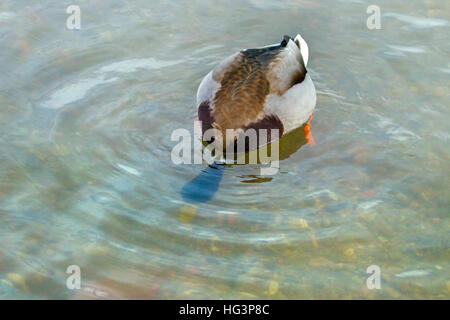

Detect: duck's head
293,33,309,67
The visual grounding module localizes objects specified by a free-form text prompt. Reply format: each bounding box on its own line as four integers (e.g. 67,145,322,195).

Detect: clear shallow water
0,0,449,299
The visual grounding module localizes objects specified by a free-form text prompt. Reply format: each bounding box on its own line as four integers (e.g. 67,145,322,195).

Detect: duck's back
197,35,314,149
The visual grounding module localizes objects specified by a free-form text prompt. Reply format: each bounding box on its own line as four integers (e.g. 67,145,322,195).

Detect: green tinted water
0,0,448,299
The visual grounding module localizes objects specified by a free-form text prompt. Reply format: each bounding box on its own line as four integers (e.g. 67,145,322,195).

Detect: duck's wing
196,52,241,138
264,36,307,96
196,52,241,106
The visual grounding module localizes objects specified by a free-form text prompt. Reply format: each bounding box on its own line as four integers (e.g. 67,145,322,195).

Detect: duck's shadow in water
180,125,309,203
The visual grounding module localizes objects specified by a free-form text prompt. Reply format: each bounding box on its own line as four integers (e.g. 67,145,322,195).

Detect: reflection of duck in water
239,125,312,183
182,34,316,204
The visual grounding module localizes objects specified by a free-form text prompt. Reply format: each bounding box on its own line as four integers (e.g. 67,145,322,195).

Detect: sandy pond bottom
0,0,448,299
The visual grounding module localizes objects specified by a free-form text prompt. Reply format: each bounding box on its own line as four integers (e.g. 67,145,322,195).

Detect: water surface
0,0,449,299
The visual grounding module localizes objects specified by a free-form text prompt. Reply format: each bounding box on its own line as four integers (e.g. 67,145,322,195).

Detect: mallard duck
196,34,316,151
